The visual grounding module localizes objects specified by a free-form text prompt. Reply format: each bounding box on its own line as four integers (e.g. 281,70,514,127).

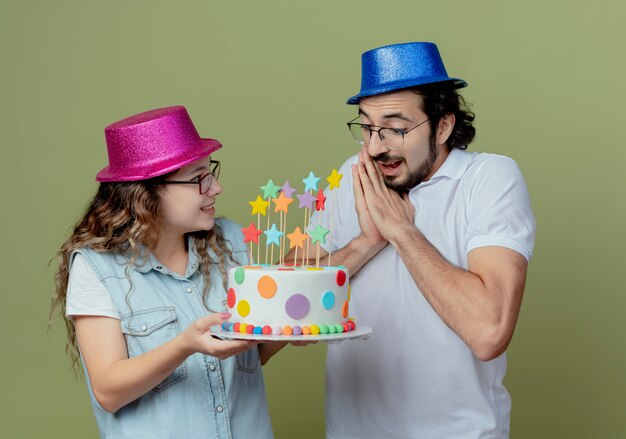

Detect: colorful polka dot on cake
285,293,310,319
322,291,335,309
257,275,277,298
227,288,236,308
237,300,251,317
336,270,347,286
234,267,245,284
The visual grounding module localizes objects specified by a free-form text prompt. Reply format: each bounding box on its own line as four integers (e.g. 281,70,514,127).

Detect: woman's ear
436,113,456,146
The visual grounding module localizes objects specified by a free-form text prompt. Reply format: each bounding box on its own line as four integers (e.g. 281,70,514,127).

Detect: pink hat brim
95,138,222,182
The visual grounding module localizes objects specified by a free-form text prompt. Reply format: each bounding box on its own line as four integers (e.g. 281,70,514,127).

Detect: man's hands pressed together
352,148,415,246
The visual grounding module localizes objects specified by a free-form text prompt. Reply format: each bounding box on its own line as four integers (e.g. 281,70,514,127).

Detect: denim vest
73,219,273,439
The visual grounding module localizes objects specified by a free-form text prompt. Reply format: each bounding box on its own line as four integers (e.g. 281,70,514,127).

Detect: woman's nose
208,178,223,196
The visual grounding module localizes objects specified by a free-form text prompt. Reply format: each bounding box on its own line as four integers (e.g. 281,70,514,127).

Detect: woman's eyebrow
184,165,208,175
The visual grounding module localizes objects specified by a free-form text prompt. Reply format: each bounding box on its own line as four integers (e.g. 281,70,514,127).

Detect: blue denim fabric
74,219,273,439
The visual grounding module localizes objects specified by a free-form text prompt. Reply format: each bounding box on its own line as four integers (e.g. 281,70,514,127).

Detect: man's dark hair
411,84,476,150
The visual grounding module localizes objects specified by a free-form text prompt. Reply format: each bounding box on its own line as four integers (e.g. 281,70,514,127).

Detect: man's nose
366,132,390,157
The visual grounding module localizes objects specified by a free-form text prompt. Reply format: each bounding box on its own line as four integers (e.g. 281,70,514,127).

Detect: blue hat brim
346,77,468,105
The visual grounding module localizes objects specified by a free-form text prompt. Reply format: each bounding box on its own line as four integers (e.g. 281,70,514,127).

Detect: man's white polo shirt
312,148,536,439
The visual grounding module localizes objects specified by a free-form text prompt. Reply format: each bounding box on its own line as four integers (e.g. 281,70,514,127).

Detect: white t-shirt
66,253,120,320
313,149,536,439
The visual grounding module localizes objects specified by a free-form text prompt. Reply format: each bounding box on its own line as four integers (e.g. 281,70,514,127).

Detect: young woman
50,106,274,438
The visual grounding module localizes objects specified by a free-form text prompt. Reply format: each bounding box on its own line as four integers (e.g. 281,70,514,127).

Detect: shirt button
156,265,163,270
140,324,148,332
209,364,216,371
216,406,224,413
186,287,193,293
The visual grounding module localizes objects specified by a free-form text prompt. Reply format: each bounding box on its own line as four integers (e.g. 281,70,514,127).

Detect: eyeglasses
157,160,221,194
347,116,429,150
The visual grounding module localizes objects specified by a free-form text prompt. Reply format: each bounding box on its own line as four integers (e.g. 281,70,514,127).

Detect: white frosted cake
221,264,355,336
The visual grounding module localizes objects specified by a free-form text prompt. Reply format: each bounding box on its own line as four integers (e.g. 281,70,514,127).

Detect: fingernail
220,312,232,319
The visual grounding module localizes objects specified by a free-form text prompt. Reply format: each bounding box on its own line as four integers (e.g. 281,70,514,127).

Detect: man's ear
436,113,455,146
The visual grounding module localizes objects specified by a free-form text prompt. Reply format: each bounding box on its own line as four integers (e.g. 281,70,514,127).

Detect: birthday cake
220,171,357,336
222,265,354,336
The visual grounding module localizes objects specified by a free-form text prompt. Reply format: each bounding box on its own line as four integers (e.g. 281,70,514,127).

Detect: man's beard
373,135,439,193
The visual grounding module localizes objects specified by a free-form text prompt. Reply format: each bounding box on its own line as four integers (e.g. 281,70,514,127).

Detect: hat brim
95,138,222,182
346,77,467,105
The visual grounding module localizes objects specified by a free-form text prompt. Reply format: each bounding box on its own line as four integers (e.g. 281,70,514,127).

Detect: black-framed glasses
158,160,221,194
347,116,429,150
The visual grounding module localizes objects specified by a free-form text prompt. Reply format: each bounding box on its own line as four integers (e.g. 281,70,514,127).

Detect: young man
287,42,535,438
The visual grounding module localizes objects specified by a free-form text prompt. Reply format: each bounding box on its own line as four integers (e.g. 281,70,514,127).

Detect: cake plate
210,325,372,344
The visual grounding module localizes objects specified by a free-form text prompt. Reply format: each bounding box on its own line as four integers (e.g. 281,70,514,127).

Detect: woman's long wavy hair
49,176,234,370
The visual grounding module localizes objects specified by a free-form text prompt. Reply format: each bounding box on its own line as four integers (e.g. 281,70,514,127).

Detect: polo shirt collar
411,148,472,192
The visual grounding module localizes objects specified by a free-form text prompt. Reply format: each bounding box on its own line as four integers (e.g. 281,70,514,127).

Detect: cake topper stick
254,210,260,264
287,227,307,268
308,224,329,268
302,211,309,267
242,222,263,264
313,189,326,267
303,202,311,267
328,211,333,266
296,189,316,267
272,184,295,266
264,223,283,265
279,211,286,265
265,211,270,264
325,169,343,266
316,242,320,267
301,203,310,267
302,172,320,267
260,180,280,264
282,212,287,265
279,181,296,265
248,195,270,264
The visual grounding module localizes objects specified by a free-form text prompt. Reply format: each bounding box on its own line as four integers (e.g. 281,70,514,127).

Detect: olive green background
1,1,625,437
